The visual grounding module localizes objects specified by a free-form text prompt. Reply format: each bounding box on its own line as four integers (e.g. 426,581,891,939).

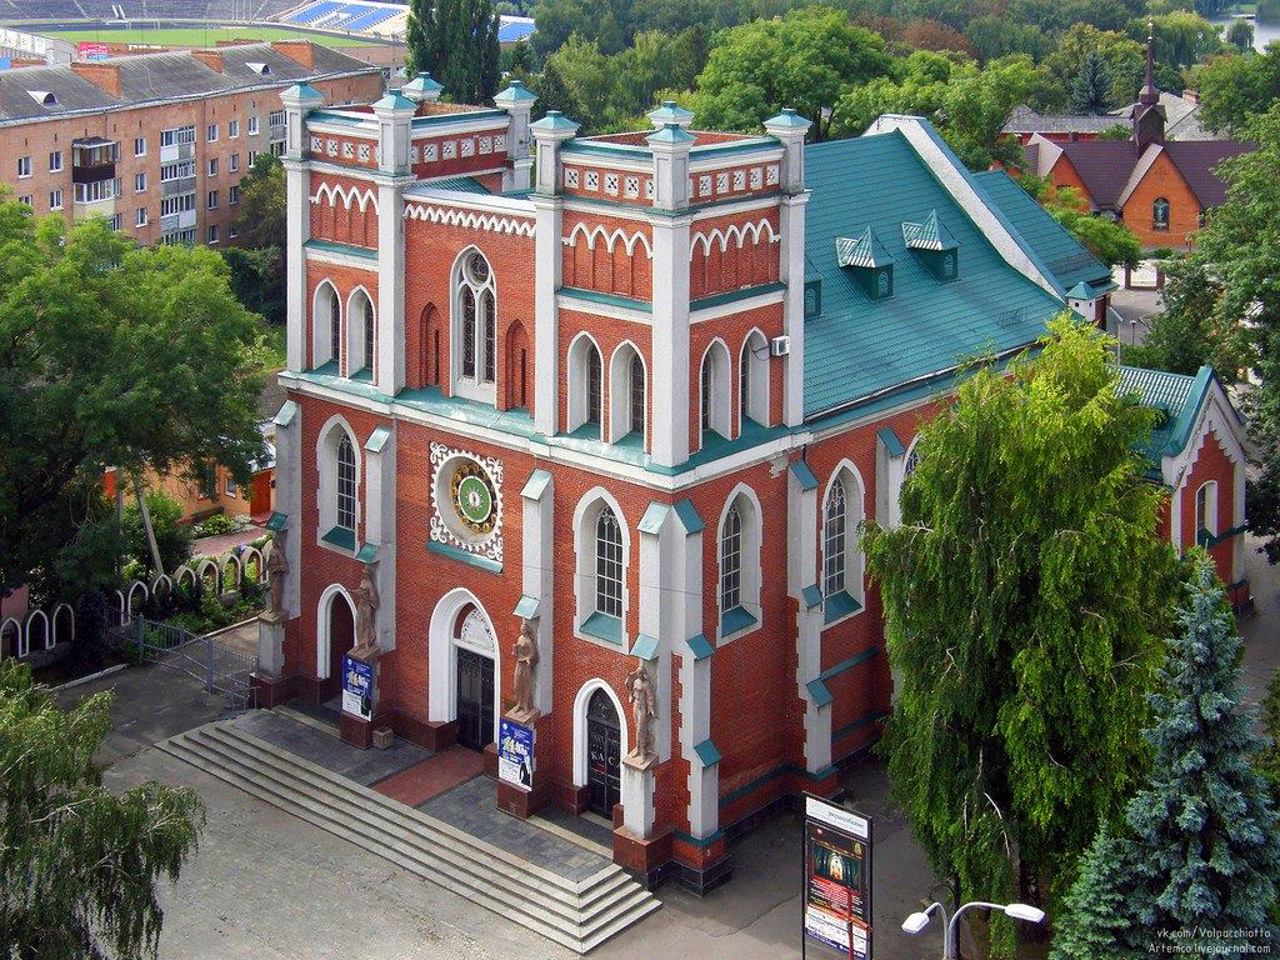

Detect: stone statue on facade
265,530,288,620
625,664,657,765
509,619,539,723
352,564,379,653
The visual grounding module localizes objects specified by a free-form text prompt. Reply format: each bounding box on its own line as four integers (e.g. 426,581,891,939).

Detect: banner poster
77,41,110,61
498,718,534,788
802,795,873,960
341,655,373,720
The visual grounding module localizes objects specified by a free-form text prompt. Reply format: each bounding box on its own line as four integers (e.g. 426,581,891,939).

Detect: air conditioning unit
770,335,791,357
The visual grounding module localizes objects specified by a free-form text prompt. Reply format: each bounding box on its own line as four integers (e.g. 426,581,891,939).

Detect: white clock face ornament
450,460,497,535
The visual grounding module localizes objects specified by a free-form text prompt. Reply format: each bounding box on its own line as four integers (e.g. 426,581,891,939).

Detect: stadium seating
335,5,396,30
0,0,300,19
286,0,344,23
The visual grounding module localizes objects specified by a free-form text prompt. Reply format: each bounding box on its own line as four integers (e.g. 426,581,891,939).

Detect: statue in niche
352,564,379,653
265,530,288,618
510,619,539,722
625,664,657,764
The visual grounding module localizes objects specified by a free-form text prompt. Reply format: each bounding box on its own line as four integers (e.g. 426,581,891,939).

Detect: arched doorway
319,588,355,703
453,603,495,752
586,688,622,818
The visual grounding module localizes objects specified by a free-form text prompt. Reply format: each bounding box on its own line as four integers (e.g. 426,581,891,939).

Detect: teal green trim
513,595,540,619
355,542,378,563
686,633,714,660
349,368,373,384
832,710,889,743
673,828,725,847
561,139,648,158
819,647,880,683
806,678,834,708
647,123,695,146
638,502,670,535
322,526,356,551
1199,524,1247,548
273,399,297,428
307,109,366,127
521,468,552,500
631,633,660,660
365,425,391,453
265,511,288,533
411,108,507,129
425,175,492,195
305,238,378,260
801,584,823,610
426,540,502,573
694,739,722,766
673,499,704,534
689,138,778,159
690,281,785,312
566,421,604,441
558,286,652,313
823,590,862,624
581,611,623,644
720,606,758,638
790,460,818,492
877,426,905,458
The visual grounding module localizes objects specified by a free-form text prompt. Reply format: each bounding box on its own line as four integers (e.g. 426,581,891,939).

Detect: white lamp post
901,900,1045,959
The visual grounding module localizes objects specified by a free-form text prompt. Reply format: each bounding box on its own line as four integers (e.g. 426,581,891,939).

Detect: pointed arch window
595,506,623,619
718,490,762,639
822,469,865,623
336,434,356,533
630,352,645,437
586,342,603,427
822,481,846,601
720,502,742,612
454,250,497,401
329,287,340,367
1153,197,1170,231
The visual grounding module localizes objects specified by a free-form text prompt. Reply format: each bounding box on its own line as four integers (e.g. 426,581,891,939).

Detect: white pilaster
363,426,396,651
273,398,302,620
649,217,692,467
284,159,310,373
788,460,830,773
494,79,537,192
375,181,406,396
520,469,554,716
532,195,562,435
621,760,656,837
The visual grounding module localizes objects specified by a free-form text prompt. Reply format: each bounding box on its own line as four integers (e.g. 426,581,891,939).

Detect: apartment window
268,110,284,129
49,189,63,211
135,207,148,227
207,190,219,210
226,475,238,497
17,195,31,206
134,172,147,192
228,153,239,173
269,141,284,158
247,115,259,136
134,137,147,157
160,160,194,182
206,123,218,143
207,224,220,244
228,184,241,206
248,149,259,166
228,119,240,139
17,156,31,178
160,193,196,216
160,126,196,148
108,213,122,231
48,151,62,172
73,179,116,203
229,223,239,239
207,157,218,177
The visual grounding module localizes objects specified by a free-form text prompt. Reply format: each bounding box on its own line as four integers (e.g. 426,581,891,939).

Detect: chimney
192,49,225,73
70,61,122,98
272,40,315,69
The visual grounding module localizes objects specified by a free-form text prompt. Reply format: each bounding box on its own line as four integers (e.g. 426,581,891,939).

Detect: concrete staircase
158,721,660,953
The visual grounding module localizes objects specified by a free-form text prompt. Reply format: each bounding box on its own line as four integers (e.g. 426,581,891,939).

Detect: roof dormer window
246,62,272,76
836,226,894,301
903,210,958,283
27,90,57,107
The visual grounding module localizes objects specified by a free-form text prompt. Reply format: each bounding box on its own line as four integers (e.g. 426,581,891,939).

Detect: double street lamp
901,900,1046,959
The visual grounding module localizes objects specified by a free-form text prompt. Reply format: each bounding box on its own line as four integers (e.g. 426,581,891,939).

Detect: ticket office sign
802,795,873,960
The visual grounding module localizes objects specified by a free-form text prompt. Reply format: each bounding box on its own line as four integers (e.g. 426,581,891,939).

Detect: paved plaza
57,535,1279,960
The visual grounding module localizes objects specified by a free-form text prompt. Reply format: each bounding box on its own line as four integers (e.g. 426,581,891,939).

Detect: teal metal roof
902,211,956,251
803,131,1065,420
493,79,535,104
1117,364,1223,460
836,227,893,268
971,170,1112,294
424,175,492,195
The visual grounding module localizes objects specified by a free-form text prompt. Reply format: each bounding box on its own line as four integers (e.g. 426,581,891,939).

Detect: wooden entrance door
586,688,621,818
455,647,494,752
321,594,354,702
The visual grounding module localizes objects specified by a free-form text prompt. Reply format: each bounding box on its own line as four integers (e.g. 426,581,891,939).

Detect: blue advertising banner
342,655,373,720
498,718,534,788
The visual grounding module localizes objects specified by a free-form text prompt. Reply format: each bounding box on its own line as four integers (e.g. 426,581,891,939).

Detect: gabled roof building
257,80,1249,893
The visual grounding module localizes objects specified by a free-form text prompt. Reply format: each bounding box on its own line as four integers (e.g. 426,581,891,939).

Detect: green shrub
121,491,193,575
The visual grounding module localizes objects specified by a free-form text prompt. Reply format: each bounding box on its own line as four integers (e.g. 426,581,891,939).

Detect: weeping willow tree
864,317,1182,944
0,660,204,959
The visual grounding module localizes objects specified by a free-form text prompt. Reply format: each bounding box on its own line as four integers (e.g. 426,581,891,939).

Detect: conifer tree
406,0,500,104
1053,560,1280,955
1071,50,1112,114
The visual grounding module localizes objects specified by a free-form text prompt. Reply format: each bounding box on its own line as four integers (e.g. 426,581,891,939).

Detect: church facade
257,76,1249,889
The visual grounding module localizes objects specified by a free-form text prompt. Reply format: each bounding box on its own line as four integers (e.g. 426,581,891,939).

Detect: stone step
196,722,642,917
190,725,638,923
158,721,659,953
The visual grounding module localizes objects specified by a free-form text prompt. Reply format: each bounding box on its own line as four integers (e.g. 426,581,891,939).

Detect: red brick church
253,75,1249,890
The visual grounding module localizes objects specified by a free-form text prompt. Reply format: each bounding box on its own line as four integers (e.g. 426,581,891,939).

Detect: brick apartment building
0,40,382,246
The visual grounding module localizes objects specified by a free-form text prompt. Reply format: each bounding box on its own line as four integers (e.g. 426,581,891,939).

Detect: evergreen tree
1053,560,1280,955
1072,49,1112,114
0,659,204,958
405,0,500,104
1052,827,1144,960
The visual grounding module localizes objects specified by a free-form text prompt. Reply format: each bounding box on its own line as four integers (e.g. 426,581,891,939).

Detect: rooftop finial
1140,22,1158,107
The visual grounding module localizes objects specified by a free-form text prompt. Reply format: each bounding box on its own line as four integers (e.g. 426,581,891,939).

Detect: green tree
0,659,204,959
1130,11,1225,69
1119,258,1240,376
1053,560,1280,955
1197,47,1280,134
406,0,500,103
222,245,285,327
864,318,1178,939
1050,827,1141,960
1260,670,1280,801
0,197,264,600
690,6,892,140
121,490,193,577
1044,24,1145,109
1227,18,1254,52
963,14,1052,64
1071,49,1113,113
232,153,284,250
1021,176,1141,267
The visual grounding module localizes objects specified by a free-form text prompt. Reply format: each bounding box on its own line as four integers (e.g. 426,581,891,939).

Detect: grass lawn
42,26,379,47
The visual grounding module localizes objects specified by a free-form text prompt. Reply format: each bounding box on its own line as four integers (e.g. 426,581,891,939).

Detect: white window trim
716,484,763,643
450,246,498,404
345,287,376,377
1195,480,1219,539
572,489,631,651
698,338,733,445
566,332,605,439
607,341,646,445
821,461,867,626
738,328,770,432
315,416,361,554
312,280,342,369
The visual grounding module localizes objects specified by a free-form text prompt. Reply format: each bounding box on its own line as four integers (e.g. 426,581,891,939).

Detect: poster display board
802,795,873,960
77,41,110,60
498,718,534,788
341,655,373,720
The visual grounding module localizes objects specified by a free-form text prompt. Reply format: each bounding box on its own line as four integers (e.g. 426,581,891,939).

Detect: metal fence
118,617,258,710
